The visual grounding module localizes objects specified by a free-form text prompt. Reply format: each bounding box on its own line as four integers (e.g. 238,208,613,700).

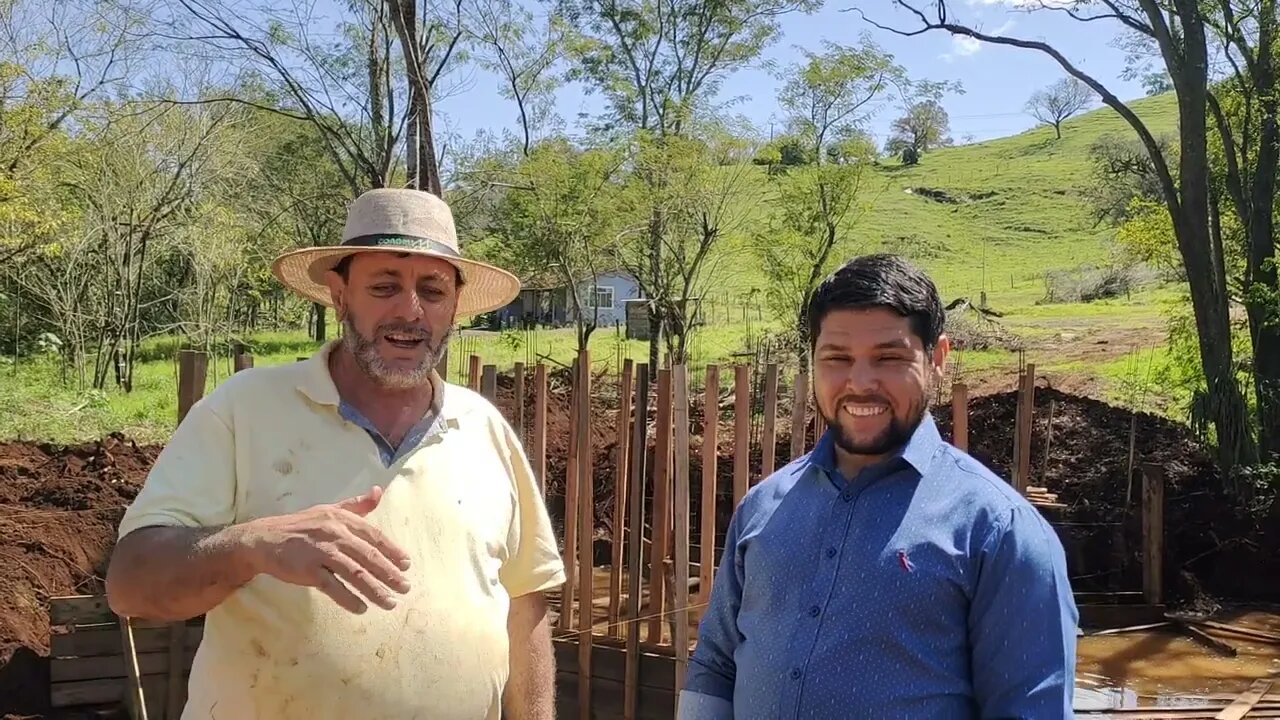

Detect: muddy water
1074,610,1280,710
558,570,1280,711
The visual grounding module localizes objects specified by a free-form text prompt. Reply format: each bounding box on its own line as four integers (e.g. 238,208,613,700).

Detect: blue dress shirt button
825,546,837,558
790,668,802,680
809,605,820,617
841,489,854,502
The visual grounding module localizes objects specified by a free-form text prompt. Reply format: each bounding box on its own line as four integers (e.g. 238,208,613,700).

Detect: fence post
951,382,968,451
647,367,673,644
513,361,526,443
760,363,779,478
733,365,750,508
624,365,651,719
608,359,634,638
532,364,547,495
177,350,208,425
700,365,719,603
576,349,593,720
1141,463,1165,606
468,354,482,392
789,371,808,459
480,364,497,402
672,364,691,696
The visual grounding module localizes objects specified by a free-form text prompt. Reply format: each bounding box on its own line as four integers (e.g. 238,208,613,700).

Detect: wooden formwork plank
732,365,750,508
480,364,497,402
671,365,691,696
52,649,197,683
468,354,481,392
555,673,676,720
624,365,651,720
1016,364,1036,493
561,359,580,632
609,360,635,638
532,364,548,495
647,368,673,644
1216,678,1275,720
760,363,778,479
700,365,719,604
951,382,968,451
576,350,594,720
52,675,166,718
553,636,677,689
789,371,808,460
51,624,204,660
1143,463,1165,605
513,361,526,442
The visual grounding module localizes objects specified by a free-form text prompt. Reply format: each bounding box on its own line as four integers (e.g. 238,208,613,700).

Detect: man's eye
371,285,398,295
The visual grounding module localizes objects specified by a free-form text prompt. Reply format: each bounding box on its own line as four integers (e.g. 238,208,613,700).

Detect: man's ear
324,269,346,320
931,333,952,380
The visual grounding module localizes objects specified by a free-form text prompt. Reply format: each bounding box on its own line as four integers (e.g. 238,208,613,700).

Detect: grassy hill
0,94,1188,442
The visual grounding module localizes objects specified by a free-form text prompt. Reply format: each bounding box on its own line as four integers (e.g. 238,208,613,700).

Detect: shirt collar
296,339,449,420
807,411,944,483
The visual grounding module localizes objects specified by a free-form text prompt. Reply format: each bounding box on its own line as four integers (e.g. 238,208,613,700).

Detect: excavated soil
1,374,1276,717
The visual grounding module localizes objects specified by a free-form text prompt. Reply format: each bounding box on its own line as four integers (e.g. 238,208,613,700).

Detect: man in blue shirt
680,254,1078,719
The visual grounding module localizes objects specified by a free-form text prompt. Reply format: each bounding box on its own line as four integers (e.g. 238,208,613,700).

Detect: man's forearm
106,524,257,622
504,593,556,720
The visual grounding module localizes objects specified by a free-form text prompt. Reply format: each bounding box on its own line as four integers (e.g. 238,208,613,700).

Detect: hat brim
271,246,521,318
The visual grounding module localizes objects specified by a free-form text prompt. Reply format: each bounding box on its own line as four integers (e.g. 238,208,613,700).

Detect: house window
585,285,614,309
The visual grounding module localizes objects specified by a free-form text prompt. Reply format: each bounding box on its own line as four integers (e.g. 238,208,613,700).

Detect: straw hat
271,188,521,317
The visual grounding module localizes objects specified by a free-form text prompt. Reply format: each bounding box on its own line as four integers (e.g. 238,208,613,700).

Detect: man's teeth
387,333,420,342
842,403,886,417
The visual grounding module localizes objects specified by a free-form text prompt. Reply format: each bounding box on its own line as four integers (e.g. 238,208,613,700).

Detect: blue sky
334,0,1153,149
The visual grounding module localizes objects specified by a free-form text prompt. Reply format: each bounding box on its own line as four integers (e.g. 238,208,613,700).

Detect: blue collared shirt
680,413,1078,719
338,399,444,466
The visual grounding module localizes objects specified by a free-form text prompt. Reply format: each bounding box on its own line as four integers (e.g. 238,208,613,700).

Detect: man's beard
341,315,452,389
821,392,929,459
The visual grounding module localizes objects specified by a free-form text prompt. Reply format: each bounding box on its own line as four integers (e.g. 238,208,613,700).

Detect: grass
0,93,1195,443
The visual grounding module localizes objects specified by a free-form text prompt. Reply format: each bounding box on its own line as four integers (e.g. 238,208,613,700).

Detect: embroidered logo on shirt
897,549,915,572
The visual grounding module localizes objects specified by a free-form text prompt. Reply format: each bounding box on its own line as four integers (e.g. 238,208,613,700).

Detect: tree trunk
389,0,443,196
313,302,327,342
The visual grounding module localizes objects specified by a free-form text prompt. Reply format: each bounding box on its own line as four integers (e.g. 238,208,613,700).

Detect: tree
1025,77,1096,139
468,0,564,156
557,0,820,372
481,138,624,354
885,98,952,159
863,1,1268,470
777,36,904,163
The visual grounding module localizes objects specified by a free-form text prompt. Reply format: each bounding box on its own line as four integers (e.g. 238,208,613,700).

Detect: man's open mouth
384,332,426,349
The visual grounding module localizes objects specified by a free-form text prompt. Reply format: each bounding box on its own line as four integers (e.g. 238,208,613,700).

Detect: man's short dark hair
805,253,945,350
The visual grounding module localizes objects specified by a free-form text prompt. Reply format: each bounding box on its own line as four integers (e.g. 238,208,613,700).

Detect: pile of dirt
0,433,157,717
933,384,1280,602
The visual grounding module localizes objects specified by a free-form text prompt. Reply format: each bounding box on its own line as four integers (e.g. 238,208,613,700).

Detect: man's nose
392,289,426,320
843,360,878,395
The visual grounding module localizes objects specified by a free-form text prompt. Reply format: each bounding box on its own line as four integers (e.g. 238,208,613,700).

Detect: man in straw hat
106,188,565,719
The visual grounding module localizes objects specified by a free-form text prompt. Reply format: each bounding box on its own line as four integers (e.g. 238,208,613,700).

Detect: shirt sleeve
968,504,1079,719
116,390,238,539
495,416,566,598
680,506,746,719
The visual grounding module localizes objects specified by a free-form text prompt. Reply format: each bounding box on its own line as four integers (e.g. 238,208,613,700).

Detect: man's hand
236,485,413,613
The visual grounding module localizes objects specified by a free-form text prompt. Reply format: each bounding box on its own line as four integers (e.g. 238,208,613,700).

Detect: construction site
0,348,1278,719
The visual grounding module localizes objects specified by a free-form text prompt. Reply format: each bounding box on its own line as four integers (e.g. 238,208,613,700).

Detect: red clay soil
0,434,157,718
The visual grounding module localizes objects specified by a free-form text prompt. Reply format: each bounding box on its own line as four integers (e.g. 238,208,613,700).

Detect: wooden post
560,360,579,631
760,363,779,479
233,351,253,372
1012,365,1035,494
732,365,750,508
672,365,692,694
1142,463,1165,606
576,350,593,720
118,617,149,720
1041,398,1056,484
468,354,481,392
608,360,634,638
951,382,969,452
1126,414,1138,506
513,361,526,442
532,364,548,495
624,365,651,719
647,367,673,644
177,350,208,425
700,365,719,604
480,364,497,402
789,371,808,459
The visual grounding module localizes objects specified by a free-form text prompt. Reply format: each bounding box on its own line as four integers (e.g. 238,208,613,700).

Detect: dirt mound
0,433,157,716
933,385,1280,601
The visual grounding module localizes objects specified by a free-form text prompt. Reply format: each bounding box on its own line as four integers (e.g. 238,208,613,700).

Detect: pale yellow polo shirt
117,342,566,719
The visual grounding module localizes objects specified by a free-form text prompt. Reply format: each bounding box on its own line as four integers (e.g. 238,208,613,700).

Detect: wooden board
648,368,673,644
608,360,634,638
576,351,594,720
624,366,651,720
760,363,778,478
671,366,691,695
733,365,750,507
789,371,808,460
700,365,719,604
533,364,548,494
1216,679,1275,720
